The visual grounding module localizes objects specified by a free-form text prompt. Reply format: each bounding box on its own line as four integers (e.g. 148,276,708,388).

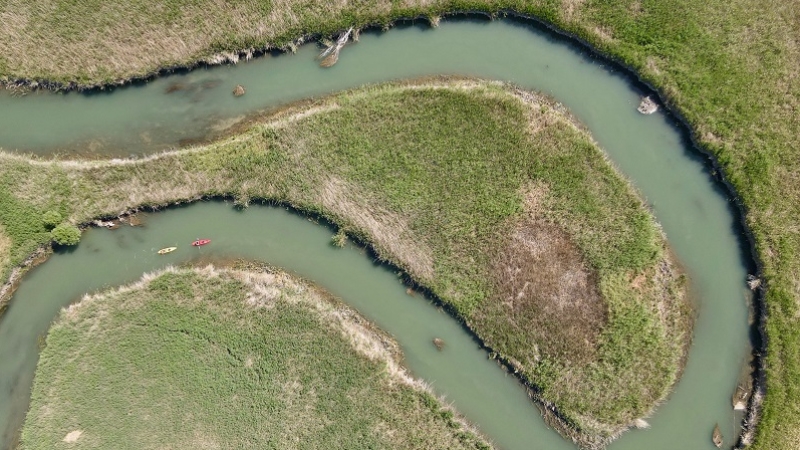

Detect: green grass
20,266,492,449
0,79,690,446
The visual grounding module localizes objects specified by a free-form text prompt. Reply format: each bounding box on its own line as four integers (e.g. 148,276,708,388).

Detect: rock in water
637,96,658,114
433,338,445,351
232,84,246,97
712,423,723,448
733,383,749,410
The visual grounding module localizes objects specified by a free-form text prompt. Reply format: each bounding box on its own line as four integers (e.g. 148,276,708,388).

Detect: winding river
0,18,751,450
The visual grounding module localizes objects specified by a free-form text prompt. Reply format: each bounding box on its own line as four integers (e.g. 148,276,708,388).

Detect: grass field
20,265,492,449
0,79,690,447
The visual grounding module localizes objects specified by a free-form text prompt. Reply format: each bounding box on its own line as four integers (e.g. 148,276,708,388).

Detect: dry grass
318,177,435,281
0,224,10,276
484,219,605,363
0,0,396,84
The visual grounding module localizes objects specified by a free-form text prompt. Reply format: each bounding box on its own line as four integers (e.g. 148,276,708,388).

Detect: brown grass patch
477,216,606,367
562,0,585,20
628,1,643,15
472,183,606,367
592,26,615,43
645,56,663,77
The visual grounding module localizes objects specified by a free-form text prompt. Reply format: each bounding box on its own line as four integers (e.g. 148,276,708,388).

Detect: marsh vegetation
2,3,797,446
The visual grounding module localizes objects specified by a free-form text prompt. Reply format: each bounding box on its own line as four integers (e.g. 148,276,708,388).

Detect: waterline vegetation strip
0,79,691,448
20,265,493,449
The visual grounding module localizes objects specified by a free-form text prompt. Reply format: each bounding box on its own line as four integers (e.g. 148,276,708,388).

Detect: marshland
3,1,796,448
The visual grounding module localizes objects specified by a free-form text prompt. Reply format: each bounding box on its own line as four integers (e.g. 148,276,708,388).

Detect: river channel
0,18,751,450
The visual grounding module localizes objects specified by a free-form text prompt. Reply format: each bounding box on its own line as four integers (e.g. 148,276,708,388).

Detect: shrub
51,223,81,246
42,210,62,230
331,229,347,248
233,193,251,209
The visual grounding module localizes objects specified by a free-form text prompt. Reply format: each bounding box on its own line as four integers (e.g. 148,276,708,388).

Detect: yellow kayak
157,247,177,255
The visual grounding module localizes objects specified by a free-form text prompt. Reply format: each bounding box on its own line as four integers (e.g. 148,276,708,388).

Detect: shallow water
0,18,751,450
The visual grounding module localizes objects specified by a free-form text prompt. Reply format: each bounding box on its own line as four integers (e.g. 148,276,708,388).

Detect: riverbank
0,79,691,447
19,264,492,449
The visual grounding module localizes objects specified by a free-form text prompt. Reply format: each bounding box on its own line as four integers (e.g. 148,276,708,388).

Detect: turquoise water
0,19,751,450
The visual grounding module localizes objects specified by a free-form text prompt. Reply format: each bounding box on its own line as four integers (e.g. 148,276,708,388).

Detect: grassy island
0,80,690,447
20,265,492,449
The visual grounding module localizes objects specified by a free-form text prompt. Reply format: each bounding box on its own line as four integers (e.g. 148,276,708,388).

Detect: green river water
0,18,751,450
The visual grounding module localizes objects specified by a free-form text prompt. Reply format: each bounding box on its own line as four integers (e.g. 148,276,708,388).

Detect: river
0,18,751,450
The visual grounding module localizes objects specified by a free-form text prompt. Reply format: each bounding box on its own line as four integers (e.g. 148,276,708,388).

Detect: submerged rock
232,84,246,97
637,96,658,114
164,82,186,94
433,338,445,351
125,214,143,227
712,423,723,448
201,79,222,90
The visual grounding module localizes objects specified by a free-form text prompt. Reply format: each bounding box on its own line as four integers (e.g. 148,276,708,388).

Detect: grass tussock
20,266,492,450
0,79,689,446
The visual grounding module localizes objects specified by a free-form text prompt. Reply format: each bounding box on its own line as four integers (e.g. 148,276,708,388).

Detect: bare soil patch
478,217,605,368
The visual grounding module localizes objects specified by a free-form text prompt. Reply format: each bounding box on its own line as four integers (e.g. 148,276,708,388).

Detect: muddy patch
477,218,606,367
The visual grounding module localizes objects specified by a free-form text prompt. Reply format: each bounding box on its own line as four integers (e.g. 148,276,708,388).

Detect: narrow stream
0,18,751,450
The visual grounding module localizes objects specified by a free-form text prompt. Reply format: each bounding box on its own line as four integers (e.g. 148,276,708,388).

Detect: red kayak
191,239,211,247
